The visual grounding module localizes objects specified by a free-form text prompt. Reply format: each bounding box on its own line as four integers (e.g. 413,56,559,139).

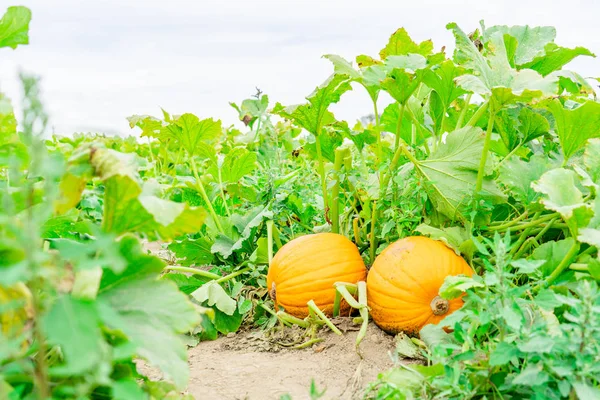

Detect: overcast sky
1,0,599,136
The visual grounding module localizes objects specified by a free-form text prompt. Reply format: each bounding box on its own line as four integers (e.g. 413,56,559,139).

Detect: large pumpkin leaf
90,148,206,240
276,74,351,136
546,100,600,161
97,236,200,389
41,296,105,376
0,6,31,49
410,126,505,221
584,139,600,184
498,154,559,205
447,23,558,106
165,114,222,157
379,27,434,59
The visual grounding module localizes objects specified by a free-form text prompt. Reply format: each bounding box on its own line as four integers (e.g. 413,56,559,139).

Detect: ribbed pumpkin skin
367,236,473,336
267,233,367,318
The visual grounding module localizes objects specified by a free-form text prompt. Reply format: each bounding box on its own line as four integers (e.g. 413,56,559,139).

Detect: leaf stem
474,105,496,199
466,101,489,127
542,242,580,288
307,300,342,335
455,93,472,129
331,148,349,234
394,103,406,155
369,200,378,264
314,132,330,226
267,220,274,265
164,266,222,280
190,157,225,234
217,167,231,217
216,266,251,284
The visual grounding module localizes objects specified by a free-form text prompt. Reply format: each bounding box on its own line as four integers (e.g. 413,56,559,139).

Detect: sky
1,0,599,136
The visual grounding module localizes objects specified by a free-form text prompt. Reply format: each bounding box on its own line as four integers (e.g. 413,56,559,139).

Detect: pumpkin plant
367,236,473,336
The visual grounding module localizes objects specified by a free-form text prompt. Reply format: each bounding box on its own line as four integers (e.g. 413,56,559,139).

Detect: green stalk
335,284,362,309
569,263,589,272
509,211,541,257
356,281,369,348
373,100,382,166
190,157,225,234
488,211,529,230
164,265,222,280
217,167,231,217
369,200,378,264
542,242,580,288
267,220,274,265
455,93,472,129
331,148,349,234
394,103,406,154
353,217,363,246
474,106,496,199
466,101,489,127
277,311,310,328
307,300,342,335
216,267,251,284
489,213,558,232
495,141,523,171
314,133,330,225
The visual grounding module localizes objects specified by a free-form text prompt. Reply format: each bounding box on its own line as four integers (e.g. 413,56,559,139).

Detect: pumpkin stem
430,296,450,316
269,282,277,302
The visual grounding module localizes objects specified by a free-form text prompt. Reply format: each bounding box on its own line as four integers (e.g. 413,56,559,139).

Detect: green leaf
531,238,579,278
578,228,600,249
517,335,554,353
219,147,257,183
584,139,600,184
512,364,549,386
168,237,214,267
381,103,411,141
532,168,589,219
447,23,557,102
499,155,560,205
112,379,147,400
98,241,200,391
42,296,104,375
521,43,595,76
419,60,468,109
489,341,519,366
483,24,556,66
415,224,469,256
191,281,236,315
165,114,222,157
276,74,351,135
439,275,484,299
127,114,167,139
304,126,344,162
91,148,206,240
547,100,600,161
0,6,31,49
573,382,600,399
211,206,273,259
379,27,433,59
411,126,506,221
518,107,550,142
380,68,422,105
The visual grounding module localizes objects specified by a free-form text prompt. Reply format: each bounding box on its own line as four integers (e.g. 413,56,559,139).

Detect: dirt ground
140,322,397,400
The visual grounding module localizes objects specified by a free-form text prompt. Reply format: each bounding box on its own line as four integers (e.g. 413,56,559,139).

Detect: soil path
183,323,396,400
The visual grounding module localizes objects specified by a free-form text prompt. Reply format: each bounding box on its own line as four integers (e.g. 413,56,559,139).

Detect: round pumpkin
267,233,367,318
367,236,473,336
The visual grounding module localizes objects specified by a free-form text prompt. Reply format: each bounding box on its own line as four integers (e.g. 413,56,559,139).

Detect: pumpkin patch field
2,5,600,400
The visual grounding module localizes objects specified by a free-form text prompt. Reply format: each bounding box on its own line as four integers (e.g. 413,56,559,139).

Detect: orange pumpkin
267,233,367,318
367,236,473,336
